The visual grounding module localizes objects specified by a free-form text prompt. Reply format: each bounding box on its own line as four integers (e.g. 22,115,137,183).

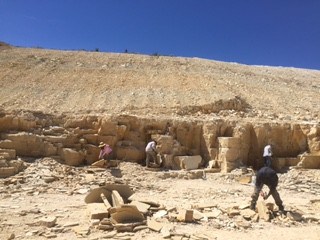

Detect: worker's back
256,167,278,189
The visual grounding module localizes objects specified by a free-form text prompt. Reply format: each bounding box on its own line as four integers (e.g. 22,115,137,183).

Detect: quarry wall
0,111,319,175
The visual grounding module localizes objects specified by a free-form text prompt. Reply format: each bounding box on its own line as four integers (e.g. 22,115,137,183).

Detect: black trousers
251,184,283,211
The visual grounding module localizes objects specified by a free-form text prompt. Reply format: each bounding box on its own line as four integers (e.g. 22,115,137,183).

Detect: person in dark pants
145,140,157,167
250,166,284,211
263,144,273,167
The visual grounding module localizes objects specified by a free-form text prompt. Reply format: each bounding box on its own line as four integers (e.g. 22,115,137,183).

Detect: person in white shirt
145,140,157,167
263,144,273,167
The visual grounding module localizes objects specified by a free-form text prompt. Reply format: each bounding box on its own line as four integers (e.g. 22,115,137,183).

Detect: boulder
61,148,85,166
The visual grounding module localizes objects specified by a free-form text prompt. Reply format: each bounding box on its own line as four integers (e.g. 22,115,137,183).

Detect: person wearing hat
98,142,112,161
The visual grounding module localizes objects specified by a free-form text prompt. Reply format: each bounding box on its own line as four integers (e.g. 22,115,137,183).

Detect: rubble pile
279,168,320,195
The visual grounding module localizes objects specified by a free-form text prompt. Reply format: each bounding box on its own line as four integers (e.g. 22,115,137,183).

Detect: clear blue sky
1,0,320,70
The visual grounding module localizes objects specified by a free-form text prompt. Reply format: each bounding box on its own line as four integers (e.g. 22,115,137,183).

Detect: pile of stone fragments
84,182,320,239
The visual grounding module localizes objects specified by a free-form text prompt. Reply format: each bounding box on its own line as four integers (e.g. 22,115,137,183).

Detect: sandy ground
0,160,319,240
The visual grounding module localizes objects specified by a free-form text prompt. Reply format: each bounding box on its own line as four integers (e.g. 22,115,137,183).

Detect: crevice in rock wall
0,110,319,178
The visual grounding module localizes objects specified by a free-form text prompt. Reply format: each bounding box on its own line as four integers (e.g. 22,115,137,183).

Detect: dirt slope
0,46,319,122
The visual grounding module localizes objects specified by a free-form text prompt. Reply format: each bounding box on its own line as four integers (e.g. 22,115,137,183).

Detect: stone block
240,209,256,220
91,159,108,168
84,144,100,164
297,154,320,169
147,218,164,232
130,201,151,214
116,145,145,162
98,120,118,136
38,216,57,228
112,190,124,207
87,203,109,220
238,175,252,184
203,208,222,219
157,135,175,154
218,137,240,148
43,142,57,156
8,159,26,172
110,205,145,224
0,149,16,160
82,134,98,145
177,209,193,222
61,148,85,166
2,133,44,157
256,201,270,221
174,155,202,170
0,167,16,178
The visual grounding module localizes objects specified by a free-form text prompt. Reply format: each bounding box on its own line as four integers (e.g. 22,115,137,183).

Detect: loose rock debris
0,158,320,240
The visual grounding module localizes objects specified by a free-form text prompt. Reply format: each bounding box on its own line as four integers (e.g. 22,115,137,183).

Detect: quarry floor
0,159,319,240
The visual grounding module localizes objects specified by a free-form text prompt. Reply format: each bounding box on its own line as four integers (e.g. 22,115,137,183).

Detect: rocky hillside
0,45,319,122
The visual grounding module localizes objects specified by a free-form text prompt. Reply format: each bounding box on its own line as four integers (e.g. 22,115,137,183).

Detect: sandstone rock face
218,137,241,173
0,112,319,172
0,148,24,178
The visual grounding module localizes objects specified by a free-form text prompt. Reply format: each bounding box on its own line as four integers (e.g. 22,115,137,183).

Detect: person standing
145,140,157,167
263,144,273,167
250,166,284,212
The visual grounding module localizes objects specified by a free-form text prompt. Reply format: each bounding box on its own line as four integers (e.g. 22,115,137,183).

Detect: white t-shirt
263,145,272,157
145,141,156,152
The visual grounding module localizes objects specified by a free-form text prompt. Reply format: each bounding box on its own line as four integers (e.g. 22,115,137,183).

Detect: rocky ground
0,159,319,240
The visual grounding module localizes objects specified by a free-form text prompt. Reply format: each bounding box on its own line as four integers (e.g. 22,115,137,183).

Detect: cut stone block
0,148,16,160
297,154,320,169
177,210,193,222
110,205,145,224
130,201,151,214
218,137,240,148
38,216,57,228
61,148,85,166
174,155,202,170
87,203,109,220
0,167,16,178
112,190,124,207
147,219,164,232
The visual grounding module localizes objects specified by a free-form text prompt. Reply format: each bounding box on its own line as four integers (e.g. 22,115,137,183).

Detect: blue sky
1,0,320,70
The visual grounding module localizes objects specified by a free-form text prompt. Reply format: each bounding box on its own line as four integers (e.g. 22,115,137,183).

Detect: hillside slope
0,46,319,122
